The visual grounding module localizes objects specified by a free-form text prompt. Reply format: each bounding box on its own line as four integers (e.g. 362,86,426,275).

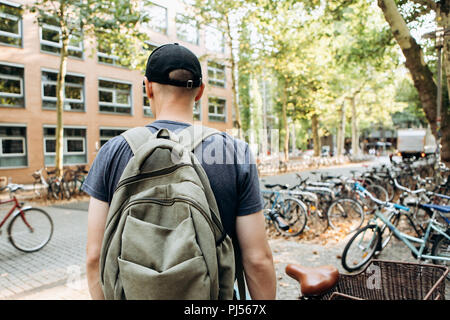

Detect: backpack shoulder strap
178,125,221,151
121,127,153,155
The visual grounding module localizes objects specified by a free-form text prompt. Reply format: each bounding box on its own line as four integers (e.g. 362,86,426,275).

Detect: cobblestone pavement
0,202,88,299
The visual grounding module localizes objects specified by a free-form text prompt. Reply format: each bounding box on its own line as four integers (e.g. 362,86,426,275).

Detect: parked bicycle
341,182,450,275
261,185,307,237
0,184,53,252
32,167,72,200
64,165,89,196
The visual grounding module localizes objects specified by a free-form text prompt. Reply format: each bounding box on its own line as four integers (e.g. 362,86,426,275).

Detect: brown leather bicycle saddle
285,264,339,296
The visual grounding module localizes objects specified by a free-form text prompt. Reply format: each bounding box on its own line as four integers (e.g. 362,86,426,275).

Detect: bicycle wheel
275,198,307,236
49,181,61,200
362,184,389,212
341,224,381,272
7,207,53,253
307,206,329,234
379,210,400,249
62,180,72,199
327,198,364,234
431,231,450,280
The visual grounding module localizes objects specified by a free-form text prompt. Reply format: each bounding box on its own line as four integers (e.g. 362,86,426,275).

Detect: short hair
155,69,199,97
169,69,195,82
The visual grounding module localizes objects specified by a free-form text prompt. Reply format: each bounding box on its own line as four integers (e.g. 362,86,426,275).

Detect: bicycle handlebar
0,184,24,193
354,182,410,212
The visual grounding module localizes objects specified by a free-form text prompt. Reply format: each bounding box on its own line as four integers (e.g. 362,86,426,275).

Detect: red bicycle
0,184,53,252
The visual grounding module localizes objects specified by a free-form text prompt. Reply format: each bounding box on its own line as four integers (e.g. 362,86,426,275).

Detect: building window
97,41,132,68
41,70,85,111
99,128,127,147
39,19,83,58
176,14,199,45
0,125,27,168
193,100,201,121
143,84,153,117
208,97,226,122
0,2,22,47
144,2,167,35
43,127,87,166
98,79,132,115
207,61,225,88
0,63,24,108
205,26,225,53
97,43,120,66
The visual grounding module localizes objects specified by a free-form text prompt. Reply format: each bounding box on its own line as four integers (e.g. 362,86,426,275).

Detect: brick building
0,0,234,183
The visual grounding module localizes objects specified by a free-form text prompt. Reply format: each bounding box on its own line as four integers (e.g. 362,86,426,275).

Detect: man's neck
155,108,194,125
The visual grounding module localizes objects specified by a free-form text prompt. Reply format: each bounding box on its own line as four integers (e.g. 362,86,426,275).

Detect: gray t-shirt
82,120,263,239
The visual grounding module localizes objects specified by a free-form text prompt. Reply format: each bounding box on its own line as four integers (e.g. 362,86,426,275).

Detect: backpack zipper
122,196,225,243
114,163,192,193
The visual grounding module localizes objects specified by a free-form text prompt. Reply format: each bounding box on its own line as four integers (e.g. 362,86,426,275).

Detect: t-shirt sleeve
81,142,112,203
236,143,264,216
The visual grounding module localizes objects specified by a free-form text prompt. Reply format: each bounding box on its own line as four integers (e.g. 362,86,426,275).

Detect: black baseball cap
144,43,203,88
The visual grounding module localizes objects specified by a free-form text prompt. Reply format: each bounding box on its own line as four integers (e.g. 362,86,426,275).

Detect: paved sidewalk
0,202,88,299
11,276,90,300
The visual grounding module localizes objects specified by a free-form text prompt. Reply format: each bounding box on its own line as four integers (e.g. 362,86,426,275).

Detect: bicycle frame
0,196,34,231
373,208,450,263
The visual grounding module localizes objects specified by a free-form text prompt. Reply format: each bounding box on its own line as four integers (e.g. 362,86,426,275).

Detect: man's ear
194,83,205,102
144,77,153,99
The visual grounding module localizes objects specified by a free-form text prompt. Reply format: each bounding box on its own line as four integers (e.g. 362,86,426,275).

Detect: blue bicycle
262,184,308,237
341,182,450,274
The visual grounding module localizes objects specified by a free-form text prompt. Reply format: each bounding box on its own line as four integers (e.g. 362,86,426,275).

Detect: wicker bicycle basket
322,260,449,300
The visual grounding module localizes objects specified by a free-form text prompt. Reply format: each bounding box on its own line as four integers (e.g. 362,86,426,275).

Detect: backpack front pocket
118,256,211,300
121,212,202,271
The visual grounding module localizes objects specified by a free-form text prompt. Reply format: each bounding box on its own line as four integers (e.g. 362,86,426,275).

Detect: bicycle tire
341,224,381,272
49,181,60,200
431,231,450,280
7,207,54,253
62,180,72,199
379,210,401,249
275,198,307,236
327,198,364,234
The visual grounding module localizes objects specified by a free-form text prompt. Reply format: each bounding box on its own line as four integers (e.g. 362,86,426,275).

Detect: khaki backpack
99,125,242,300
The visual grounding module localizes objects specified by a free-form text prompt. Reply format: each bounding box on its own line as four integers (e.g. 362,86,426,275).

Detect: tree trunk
224,14,243,140
311,113,320,157
378,0,443,157
55,10,69,179
337,101,346,156
281,83,289,162
437,1,450,163
350,96,360,156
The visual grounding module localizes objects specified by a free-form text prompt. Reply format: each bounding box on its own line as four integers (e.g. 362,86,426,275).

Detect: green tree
28,0,147,177
377,0,450,162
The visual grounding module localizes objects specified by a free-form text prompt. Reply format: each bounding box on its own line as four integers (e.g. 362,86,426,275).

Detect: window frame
41,69,85,111
43,125,87,165
207,61,226,88
0,73,23,97
208,96,227,122
99,127,128,147
98,78,133,115
0,1,22,47
0,123,27,168
142,84,153,117
193,100,201,121
39,23,84,58
175,13,199,45
0,136,25,157
144,2,168,35
205,25,225,53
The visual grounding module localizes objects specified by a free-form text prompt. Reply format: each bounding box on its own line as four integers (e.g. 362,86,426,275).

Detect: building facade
0,0,234,183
